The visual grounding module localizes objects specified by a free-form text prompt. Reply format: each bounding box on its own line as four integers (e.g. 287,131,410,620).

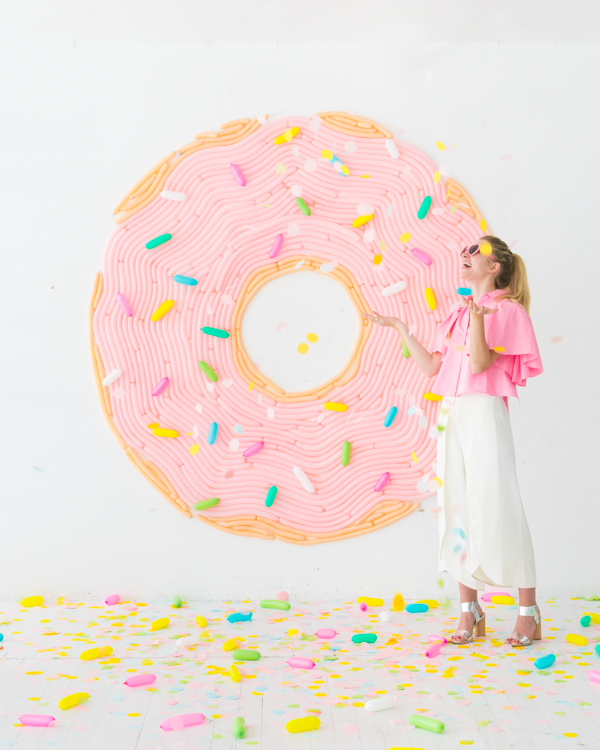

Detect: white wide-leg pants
436,393,537,591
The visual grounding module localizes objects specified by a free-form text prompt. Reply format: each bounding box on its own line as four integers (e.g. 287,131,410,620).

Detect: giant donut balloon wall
90,112,488,544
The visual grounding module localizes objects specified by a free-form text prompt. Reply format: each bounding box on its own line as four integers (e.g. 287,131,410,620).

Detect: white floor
0,595,599,749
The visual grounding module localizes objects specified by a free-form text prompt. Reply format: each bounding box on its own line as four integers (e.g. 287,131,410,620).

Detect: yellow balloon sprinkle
373,254,382,265
491,595,515,605
275,162,287,174
321,149,333,160
436,141,446,150
417,599,439,608
284,129,294,141
152,428,178,438
359,175,370,178
147,422,159,429
307,333,318,342
341,165,350,175
248,381,254,391
434,171,441,183
20,596,44,608
480,240,492,256
189,444,200,455
493,346,505,352
298,343,309,354
423,392,443,401
425,287,437,310
357,597,383,606
400,232,411,243
411,452,418,463
432,477,443,487
324,402,347,412
480,218,487,231
352,214,373,228
566,634,587,646
391,593,405,611
378,240,387,251
151,300,174,322
195,615,207,628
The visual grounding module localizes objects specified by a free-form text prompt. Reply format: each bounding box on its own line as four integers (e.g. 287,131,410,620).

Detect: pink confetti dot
277,591,288,601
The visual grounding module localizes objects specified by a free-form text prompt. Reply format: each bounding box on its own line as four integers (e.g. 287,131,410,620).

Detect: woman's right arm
362,312,443,378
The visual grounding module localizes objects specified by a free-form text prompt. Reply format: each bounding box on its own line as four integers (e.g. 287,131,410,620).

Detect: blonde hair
479,235,531,315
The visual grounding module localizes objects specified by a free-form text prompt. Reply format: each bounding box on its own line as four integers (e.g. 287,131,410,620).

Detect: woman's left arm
467,300,502,374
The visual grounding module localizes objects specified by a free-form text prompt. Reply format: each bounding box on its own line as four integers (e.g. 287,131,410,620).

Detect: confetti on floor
0,596,599,748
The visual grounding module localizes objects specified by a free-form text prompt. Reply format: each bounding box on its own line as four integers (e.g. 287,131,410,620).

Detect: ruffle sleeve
431,307,461,360
480,300,544,387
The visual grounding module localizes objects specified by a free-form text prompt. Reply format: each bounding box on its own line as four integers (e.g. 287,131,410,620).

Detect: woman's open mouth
461,261,472,268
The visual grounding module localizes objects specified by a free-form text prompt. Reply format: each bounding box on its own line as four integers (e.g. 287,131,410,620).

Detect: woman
363,236,544,646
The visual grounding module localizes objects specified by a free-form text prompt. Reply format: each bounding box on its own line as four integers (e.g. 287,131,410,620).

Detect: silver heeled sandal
504,603,542,647
449,600,486,644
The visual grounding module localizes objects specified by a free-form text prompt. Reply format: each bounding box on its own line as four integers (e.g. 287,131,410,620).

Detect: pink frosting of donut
93,116,482,534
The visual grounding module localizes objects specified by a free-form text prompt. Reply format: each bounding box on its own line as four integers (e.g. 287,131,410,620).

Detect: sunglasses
460,243,496,261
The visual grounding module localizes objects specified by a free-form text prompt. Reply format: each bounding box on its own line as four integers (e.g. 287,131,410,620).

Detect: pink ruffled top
430,288,543,408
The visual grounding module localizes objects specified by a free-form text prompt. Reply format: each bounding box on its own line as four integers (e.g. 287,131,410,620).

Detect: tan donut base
94,111,485,541
231,257,372,403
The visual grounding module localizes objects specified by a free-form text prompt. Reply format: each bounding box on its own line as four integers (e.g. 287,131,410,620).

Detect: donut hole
239,268,361,395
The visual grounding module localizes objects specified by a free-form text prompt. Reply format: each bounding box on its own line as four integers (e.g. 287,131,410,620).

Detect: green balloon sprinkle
198,360,218,382
296,197,311,216
201,326,230,338
145,233,172,249
341,441,351,466
417,196,432,219
193,498,220,510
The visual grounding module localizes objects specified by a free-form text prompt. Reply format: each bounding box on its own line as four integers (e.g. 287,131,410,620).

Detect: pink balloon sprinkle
152,377,169,396
277,591,289,601
287,657,315,669
481,591,510,602
374,472,390,492
242,441,264,458
230,163,246,186
359,602,367,612
427,634,447,645
19,714,55,727
589,670,600,685
269,233,284,258
124,673,156,687
411,248,432,265
116,293,133,316
315,628,336,639
160,713,205,731
425,641,442,658
105,594,120,606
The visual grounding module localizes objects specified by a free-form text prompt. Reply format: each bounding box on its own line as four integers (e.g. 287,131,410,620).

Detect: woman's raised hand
464,298,498,317
362,311,399,327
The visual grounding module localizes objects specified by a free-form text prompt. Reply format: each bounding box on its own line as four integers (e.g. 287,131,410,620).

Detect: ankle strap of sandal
460,600,482,619
518,604,538,618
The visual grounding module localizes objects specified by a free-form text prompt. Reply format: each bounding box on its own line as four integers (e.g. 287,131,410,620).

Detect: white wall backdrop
1,1,599,603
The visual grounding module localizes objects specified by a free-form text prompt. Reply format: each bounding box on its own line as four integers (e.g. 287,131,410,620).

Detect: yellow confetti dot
307,333,319,343
28,697,41,701
352,702,364,707
480,218,487,231
275,162,287,174
141,659,153,665
298,343,309,354
373,254,382,265
321,149,333,160
436,141,446,151
480,240,492,256
288,628,298,637
25,671,43,675
378,240,387,251
411,452,418,463
189,444,200,455
564,733,578,737
459,742,474,746
434,171,441,183
400,232,411,243
128,713,140,717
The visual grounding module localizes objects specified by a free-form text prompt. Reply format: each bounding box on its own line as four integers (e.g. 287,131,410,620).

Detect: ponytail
479,235,531,315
